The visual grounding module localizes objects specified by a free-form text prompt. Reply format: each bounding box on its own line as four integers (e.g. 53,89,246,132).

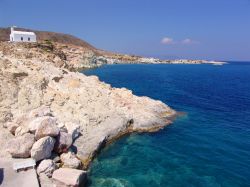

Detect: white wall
10,33,36,42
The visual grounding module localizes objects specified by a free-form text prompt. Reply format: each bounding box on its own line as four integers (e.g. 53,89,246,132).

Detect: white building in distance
10,26,37,42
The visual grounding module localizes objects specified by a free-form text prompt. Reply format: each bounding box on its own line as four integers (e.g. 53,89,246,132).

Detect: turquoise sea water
83,63,250,187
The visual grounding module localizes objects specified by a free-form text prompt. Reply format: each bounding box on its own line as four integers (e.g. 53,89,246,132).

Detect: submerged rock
31,136,55,161
7,133,35,158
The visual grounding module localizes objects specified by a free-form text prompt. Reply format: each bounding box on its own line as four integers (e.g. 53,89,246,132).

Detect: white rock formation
7,133,35,158
52,168,87,187
28,116,51,133
35,117,59,140
31,136,56,161
60,152,82,169
37,159,57,178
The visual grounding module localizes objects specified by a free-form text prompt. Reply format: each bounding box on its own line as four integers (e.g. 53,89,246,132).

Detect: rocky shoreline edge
0,39,226,186
0,41,227,71
0,41,178,186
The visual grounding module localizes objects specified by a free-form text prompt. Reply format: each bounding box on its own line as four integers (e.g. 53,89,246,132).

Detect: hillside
0,27,224,66
0,27,142,61
0,27,96,51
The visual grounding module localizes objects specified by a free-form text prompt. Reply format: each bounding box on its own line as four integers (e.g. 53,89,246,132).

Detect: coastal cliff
0,41,176,186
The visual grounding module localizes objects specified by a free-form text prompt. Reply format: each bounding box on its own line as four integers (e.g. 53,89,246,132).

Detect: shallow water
83,63,250,187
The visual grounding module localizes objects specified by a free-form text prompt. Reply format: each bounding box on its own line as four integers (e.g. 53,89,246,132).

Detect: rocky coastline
0,41,177,186
0,40,226,186
0,41,226,71
104,57,226,66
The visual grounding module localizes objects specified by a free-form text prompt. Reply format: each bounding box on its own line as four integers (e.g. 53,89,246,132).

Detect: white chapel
10,26,37,42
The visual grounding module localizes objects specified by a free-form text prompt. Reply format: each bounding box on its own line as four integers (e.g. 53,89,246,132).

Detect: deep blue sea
83,62,250,187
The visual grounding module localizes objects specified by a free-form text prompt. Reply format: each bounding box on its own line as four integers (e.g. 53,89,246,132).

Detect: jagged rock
35,117,59,140
60,152,82,169
54,132,72,154
37,159,57,177
15,125,29,136
65,122,81,140
3,122,19,135
52,168,87,187
7,133,35,158
28,116,49,133
31,136,55,161
56,123,69,134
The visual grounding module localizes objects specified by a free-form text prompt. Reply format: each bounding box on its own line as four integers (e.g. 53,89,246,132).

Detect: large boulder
60,152,82,169
35,117,59,140
37,159,57,178
52,168,87,187
54,132,72,154
31,136,55,161
7,133,35,158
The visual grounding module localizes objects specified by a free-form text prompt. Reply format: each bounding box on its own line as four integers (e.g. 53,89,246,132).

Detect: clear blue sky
1,0,250,61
